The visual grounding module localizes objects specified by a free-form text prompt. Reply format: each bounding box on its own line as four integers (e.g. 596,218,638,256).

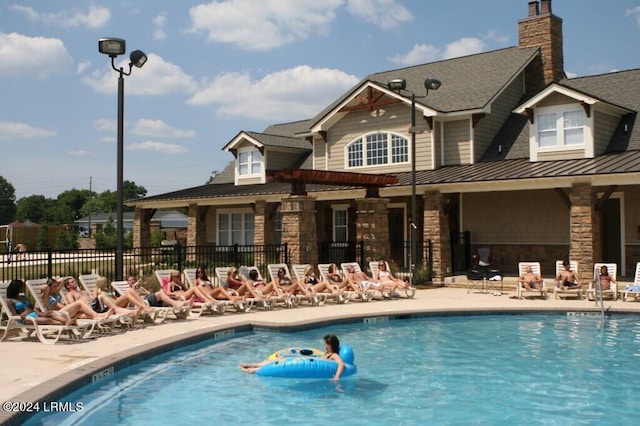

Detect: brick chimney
518,0,564,92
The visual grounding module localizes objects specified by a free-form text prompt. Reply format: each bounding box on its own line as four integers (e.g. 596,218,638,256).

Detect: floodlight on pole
98,37,147,281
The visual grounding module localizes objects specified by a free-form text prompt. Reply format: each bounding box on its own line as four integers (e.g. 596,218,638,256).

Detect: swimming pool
27,314,640,425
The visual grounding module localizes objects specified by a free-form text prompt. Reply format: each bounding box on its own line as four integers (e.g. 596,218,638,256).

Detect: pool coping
3,288,640,425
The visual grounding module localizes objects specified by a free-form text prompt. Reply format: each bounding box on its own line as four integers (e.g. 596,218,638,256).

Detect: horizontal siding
462,189,569,244
594,110,618,155
443,119,471,165
326,102,432,173
314,137,326,170
537,149,584,161
474,74,525,162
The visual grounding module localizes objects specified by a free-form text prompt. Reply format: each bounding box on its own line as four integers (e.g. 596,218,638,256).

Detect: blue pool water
28,314,640,425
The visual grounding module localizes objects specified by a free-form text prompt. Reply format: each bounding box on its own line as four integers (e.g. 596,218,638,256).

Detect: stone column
423,190,452,282
133,207,153,248
569,183,600,282
355,198,390,264
281,195,317,266
187,204,208,261
253,201,266,247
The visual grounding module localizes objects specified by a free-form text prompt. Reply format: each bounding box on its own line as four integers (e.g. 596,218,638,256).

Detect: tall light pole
98,38,147,280
387,77,441,285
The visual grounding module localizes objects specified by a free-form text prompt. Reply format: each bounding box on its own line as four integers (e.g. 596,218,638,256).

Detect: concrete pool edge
4,289,640,425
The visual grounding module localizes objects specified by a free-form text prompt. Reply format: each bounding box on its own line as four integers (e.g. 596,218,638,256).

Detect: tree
123,180,147,201
0,176,17,224
57,189,94,224
94,216,116,249
15,195,55,223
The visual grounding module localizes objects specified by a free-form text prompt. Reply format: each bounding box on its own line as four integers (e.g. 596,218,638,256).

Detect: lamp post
98,38,147,280
387,77,441,285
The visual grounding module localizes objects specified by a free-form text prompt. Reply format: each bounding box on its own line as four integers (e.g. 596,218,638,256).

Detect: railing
0,244,289,284
318,241,364,267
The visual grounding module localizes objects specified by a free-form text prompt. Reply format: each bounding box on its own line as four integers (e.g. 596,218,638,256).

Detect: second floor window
237,149,262,176
347,132,408,168
537,108,585,148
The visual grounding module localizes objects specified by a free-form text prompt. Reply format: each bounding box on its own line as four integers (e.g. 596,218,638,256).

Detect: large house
129,0,640,282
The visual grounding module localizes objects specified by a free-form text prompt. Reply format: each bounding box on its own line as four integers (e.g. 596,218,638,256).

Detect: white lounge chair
369,260,416,298
339,262,379,301
621,262,640,302
586,263,618,302
517,262,548,299
153,270,214,317
267,263,318,306
110,280,170,324
77,274,137,327
553,260,583,299
292,264,346,305
0,281,88,344
182,268,236,316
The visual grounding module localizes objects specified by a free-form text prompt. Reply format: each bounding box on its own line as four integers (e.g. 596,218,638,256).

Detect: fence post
427,240,433,281
176,243,183,272
283,243,288,265
233,244,239,267
358,240,365,269
47,247,53,278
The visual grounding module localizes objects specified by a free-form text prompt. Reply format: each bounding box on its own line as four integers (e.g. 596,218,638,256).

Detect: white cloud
131,119,196,139
0,32,73,77
346,0,412,30
442,37,485,59
482,30,509,44
10,5,110,28
0,121,56,139
188,0,344,50
389,44,440,65
68,149,89,157
84,53,198,96
76,60,91,74
128,141,188,154
626,6,640,27
153,13,167,40
389,37,486,66
93,118,117,133
187,65,359,121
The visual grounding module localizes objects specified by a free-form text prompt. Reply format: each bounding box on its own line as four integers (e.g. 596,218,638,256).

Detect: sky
1,0,639,200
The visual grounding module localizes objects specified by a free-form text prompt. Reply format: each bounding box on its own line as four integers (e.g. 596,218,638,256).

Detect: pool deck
2,286,640,424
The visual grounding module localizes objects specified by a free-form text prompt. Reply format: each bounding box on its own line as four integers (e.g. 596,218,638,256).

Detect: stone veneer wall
186,204,208,261
423,190,451,281
280,195,318,266
569,183,600,282
355,198,390,263
133,207,153,248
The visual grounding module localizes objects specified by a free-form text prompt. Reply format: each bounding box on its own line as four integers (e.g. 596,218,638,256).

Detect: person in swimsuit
247,269,279,298
519,265,542,291
240,334,345,381
556,260,581,290
5,279,70,325
42,278,114,321
598,265,615,291
126,276,190,310
194,267,245,303
373,261,405,292
272,267,311,297
303,265,341,296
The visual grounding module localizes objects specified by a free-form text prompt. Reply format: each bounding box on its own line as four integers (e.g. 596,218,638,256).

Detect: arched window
346,132,408,168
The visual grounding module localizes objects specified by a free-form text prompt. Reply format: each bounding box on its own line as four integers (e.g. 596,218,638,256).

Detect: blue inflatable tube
256,345,357,378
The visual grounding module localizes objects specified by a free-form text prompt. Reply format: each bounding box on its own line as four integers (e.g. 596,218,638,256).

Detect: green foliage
15,195,52,223
55,229,78,250
0,176,17,224
413,265,432,285
94,216,117,249
151,229,165,247
36,224,50,250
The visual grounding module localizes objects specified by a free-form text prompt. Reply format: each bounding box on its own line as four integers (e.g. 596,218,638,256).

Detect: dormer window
537,107,585,148
346,132,408,169
237,148,262,176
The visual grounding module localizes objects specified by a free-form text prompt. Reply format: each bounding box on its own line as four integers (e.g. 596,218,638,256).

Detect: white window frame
345,132,409,169
216,209,254,246
535,106,587,149
331,204,349,243
236,147,262,177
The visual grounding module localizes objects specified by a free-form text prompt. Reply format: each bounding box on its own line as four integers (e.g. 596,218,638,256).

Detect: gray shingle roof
244,131,311,150
263,119,314,137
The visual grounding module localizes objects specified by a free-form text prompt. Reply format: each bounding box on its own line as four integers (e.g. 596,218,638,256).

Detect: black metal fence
0,244,288,284
318,241,365,267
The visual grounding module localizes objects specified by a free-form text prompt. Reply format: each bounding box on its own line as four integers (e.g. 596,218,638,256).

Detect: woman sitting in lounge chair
272,267,312,297
162,270,203,302
598,265,615,291
373,261,406,291
6,279,71,325
94,276,151,315
42,278,114,321
193,267,245,303
126,276,191,310
346,265,395,297
302,265,342,296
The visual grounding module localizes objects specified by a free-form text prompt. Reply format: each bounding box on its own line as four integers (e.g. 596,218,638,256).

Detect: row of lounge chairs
468,260,640,302
1,260,414,344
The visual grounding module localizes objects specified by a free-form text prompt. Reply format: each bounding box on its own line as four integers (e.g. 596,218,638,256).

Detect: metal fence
0,244,289,284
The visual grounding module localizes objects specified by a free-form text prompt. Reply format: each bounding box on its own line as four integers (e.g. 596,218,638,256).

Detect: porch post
280,195,318,266
133,207,153,248
355,197,390,266
423,190,452,283
569,182,600,282
187,204,208,262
